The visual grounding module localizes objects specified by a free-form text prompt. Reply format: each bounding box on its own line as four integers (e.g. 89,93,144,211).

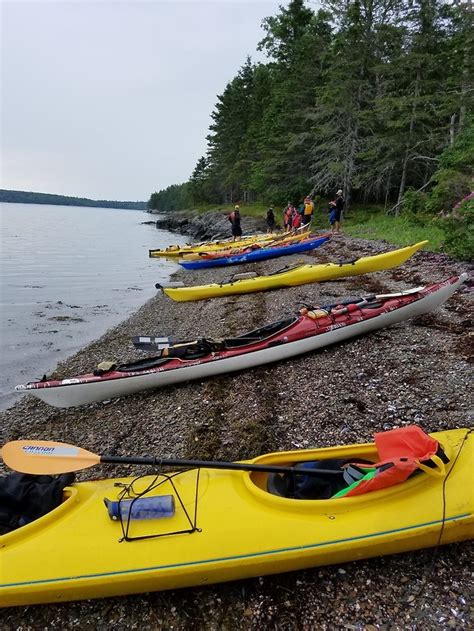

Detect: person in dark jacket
266,207,276,233
332,189,345,233
228,205,243,241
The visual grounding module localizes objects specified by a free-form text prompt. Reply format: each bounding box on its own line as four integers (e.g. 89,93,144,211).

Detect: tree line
148,0,473,215
1,189,148,210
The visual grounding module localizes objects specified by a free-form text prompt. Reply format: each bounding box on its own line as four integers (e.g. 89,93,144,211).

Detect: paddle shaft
100,455,343,477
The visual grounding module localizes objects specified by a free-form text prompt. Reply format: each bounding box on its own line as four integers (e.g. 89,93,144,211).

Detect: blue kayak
179,235,330,270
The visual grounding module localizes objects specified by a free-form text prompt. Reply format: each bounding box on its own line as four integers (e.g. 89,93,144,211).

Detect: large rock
154,209,267,241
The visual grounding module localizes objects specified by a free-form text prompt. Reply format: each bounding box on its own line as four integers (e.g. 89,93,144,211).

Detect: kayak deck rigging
111,469,201,543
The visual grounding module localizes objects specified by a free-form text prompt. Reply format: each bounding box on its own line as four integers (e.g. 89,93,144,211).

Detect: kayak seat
117,341,217,371
223,317,298,348
267,458,373,500
360,302,384,310
268,427,451,501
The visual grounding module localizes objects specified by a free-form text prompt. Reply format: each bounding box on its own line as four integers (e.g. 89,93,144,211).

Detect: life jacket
304,201,314,216
292,213,302,228
338,426,449,498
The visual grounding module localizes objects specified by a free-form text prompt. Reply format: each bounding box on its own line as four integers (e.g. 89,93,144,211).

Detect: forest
0,189,147,210
148,0,472,226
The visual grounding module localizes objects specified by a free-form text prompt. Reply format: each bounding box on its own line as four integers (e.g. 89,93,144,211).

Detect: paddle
1,440,344,478
301,286,425,313
130,337,201,354
373,286,424,299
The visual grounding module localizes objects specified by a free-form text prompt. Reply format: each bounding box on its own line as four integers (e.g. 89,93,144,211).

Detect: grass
342,207,446,250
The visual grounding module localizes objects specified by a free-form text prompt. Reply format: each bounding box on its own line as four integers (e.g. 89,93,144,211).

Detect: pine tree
307,0,390,206
256,1,332,203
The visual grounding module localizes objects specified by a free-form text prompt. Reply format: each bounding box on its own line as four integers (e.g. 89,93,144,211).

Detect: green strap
332,468,377,498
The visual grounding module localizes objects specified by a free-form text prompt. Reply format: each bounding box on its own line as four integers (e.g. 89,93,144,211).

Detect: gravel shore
1,232,473,630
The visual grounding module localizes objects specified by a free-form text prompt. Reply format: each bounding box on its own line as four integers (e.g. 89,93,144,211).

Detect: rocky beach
1,213,473,630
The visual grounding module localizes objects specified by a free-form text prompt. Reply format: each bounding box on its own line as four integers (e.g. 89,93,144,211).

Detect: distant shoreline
0,188,148,210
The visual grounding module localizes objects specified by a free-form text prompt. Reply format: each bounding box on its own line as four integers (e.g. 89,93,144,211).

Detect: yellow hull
1,428,472,607
164,241,428,301
149,231,288,258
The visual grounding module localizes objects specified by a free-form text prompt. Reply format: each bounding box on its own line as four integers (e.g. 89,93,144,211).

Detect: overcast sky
1,0,285,201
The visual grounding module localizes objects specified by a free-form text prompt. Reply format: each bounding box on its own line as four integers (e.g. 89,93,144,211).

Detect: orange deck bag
343,426,443,497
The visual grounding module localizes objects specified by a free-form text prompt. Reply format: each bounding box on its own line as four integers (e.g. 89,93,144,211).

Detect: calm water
0,203,187,410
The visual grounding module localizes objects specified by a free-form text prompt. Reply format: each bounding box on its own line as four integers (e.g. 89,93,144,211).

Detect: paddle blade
1,440,100,474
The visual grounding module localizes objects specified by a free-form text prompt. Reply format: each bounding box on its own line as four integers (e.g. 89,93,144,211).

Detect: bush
425,170,472,215
402,189,428,214
437,199,474,261
401,189,431,227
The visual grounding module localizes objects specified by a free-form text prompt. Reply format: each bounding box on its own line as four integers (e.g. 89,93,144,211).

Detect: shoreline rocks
155,209,268,241
1,233,473,629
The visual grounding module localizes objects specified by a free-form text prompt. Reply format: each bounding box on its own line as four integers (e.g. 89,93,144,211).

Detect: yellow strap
416,454,447,478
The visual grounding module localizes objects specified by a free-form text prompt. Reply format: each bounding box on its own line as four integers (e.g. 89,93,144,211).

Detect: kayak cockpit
111,317,300,370
247,426,451,503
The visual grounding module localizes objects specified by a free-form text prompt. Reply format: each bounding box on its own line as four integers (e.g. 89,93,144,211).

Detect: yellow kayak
0,427,472,607
149,231,292,258
161,241,428,301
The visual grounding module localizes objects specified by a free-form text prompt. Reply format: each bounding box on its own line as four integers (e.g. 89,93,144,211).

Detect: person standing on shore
302,196,314,226
228,205,243,241
283,203,293,232
266,206,276,233
332,189,345,234
328,200,337,231
292,207,302,231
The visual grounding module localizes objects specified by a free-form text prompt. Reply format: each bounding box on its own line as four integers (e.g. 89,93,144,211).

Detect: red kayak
15,276,466,408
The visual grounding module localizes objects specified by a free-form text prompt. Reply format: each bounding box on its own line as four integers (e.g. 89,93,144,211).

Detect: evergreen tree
307,0,389,206
256,2,332,203
206,57,257,203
